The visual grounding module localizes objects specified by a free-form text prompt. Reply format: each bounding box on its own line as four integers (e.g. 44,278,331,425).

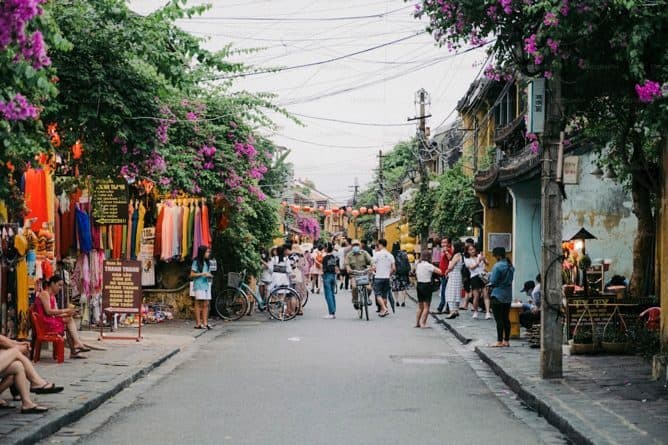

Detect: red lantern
352,210,360,217
324,209,332,216
332,206,339,212
360,207,367,214
291,205,300,213
303,206,311,212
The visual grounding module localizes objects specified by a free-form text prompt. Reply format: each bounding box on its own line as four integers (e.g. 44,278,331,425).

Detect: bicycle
214,270,302,321
351,270,372,321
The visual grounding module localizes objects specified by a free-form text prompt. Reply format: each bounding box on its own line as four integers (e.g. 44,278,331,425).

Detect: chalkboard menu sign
102,260,142,311
93,179,128,224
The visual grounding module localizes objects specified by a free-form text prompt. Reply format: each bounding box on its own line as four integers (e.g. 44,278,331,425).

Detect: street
77,290,551,445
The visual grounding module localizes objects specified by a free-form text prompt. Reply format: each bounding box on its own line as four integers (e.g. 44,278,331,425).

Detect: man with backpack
322,243,339,319
392,242,410,307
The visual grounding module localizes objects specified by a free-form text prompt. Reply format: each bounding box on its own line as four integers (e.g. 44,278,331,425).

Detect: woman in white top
415,249,443,328
444,241,466,319
269,246,293,293
464,244,490,319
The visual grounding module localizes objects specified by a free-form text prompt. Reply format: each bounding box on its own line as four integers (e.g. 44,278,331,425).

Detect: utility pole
417,89,430,250
350,177,359,206
377,150,385,241
540,76,564,379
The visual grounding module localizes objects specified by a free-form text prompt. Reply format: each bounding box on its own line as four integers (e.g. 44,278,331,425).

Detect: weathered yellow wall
460,105,496,177
477,190,513,267
383,220,401,249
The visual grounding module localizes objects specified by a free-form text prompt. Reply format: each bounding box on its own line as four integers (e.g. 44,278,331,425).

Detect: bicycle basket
227,272,242,288
355,275,370,286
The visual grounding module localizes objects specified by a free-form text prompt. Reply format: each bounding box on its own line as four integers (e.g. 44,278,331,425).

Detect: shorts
373,278,391,300
194,288,211,301
416,282,433,303
470,275,485,290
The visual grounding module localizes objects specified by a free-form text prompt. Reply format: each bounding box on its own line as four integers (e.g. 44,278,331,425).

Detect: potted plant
602,323,630,354
570,325,595,354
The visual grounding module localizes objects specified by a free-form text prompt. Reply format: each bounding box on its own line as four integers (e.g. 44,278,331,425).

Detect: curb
435,314,599,445
8,347,181,445
474,346,595,445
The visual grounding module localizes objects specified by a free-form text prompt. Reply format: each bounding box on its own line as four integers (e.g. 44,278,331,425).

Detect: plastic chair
29,305,65,364
639,307,661,332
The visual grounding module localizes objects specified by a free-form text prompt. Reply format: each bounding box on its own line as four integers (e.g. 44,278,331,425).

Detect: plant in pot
570,326,595,355
602,323,630,354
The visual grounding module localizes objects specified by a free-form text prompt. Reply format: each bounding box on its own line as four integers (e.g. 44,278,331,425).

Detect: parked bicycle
214,270,302,321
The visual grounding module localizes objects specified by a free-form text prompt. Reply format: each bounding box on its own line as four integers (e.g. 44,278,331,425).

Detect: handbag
189,281,195,297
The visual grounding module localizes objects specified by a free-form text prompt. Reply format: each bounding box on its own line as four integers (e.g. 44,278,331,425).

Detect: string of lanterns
280,201,394,217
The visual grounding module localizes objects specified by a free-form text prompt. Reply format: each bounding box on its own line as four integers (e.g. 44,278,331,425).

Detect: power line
272,134,382,150
291,113,413,128
179,5,411,22
211,32,425,80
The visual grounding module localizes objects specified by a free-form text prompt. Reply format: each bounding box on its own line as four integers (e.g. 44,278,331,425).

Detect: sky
129,0,485,202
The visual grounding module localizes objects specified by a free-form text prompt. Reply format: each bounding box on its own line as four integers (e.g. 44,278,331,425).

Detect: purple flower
155,121,169,144
159,177,171,187
543,12,558,27
560,0,570,16
547,38,559,55
635,80,662,103
499,0,513,14
544,71,553,79
186,111,198,121
0,93,38,121
524,34,537,55
236,196,244,204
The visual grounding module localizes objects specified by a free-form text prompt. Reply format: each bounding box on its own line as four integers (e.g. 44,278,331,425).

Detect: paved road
83,290,545,445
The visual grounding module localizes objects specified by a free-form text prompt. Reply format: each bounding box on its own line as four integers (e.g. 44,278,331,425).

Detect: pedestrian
322,243,339,319
443,241,466,319
464,243,490,320
392,242,410,307
361,239,373,257
435,237,454,313
345,239,372,310
462,238,475,308
415,249,443,328
519,274,541,329
371,239,395,317
190,245,213,329
35,275,91,358
338,239,351,290
309,245,323,294
259,248,272,300
488,247,515,347
431,238,442,268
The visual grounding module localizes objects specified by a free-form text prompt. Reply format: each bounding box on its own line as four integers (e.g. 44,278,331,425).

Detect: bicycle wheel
214,288,248,321
357,288,363,319
267,287,302,321
298,285,309,308
362,288,369,321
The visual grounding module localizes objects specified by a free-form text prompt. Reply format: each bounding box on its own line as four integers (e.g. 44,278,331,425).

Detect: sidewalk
0,320,214,445
432,310,668,445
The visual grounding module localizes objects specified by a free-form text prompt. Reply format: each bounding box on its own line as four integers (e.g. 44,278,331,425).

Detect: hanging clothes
23,168,48,231
130,204,139,260
45,168,55,225
161,202,174,260
187,202,195,256
58,191,76,256
181,203,190,259
54,199,61,260
14,233,29,340
201,201,211,248
125,201,134,259
154,204,164,258
112,224,123,259
135,202,146,259
171,204,181,259
192,204,202,258
75,207,93,254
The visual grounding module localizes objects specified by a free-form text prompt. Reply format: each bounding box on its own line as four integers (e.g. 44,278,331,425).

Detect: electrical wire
211,32,426,80
179,5,412,22
271,134,381,150
290,113,413,127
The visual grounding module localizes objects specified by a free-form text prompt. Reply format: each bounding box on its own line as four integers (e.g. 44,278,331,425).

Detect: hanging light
590,166,604,178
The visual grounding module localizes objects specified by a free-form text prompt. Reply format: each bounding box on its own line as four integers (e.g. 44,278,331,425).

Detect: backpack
395,251,410,274
460,255,471,283
324,255,338,274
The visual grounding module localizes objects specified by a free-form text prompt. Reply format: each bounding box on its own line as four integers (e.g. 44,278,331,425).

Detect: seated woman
0,345,63,413
35,275,90,359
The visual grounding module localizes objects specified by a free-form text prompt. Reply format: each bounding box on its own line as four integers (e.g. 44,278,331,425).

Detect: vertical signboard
92,179,128,225
527,78,545,134
101,259,142,341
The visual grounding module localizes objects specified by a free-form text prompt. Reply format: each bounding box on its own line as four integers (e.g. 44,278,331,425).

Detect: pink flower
547,38,559,55
635,80,662,103
534,54,543,65
236,196,244,204
499,0,513,14
524,34,537,55
0,93,38,121
186,111,198,121
543,12,558,27
544,71,553,79
560,0,570,16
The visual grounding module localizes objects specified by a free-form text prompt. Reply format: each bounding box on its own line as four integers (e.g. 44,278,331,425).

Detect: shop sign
563,156,579,184
527,78,545,134
102,259,142,311
488,233,512,252
92,179,128,225
139,228,155,286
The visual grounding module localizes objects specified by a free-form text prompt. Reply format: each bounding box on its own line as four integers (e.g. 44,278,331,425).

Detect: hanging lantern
303,206,311,212
141,179,154,195
377,208,385,215
360,207,367,214
338,209,345,216
373,205,378,211
71,139,84,160
352,209,360,217
291,205,300,212
332,206,339,212
324,209,332,216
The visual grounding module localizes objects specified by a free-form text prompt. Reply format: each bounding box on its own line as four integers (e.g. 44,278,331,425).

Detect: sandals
73,347,91,355
30,382,64,394
489,342,505,348
378,311,389,318
0,400,15,410
21,405,49,414
70,353,87,359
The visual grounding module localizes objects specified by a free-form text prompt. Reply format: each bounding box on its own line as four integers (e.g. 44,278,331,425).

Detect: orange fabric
112,224,123,259
24,168,48,231
201,203,211,247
